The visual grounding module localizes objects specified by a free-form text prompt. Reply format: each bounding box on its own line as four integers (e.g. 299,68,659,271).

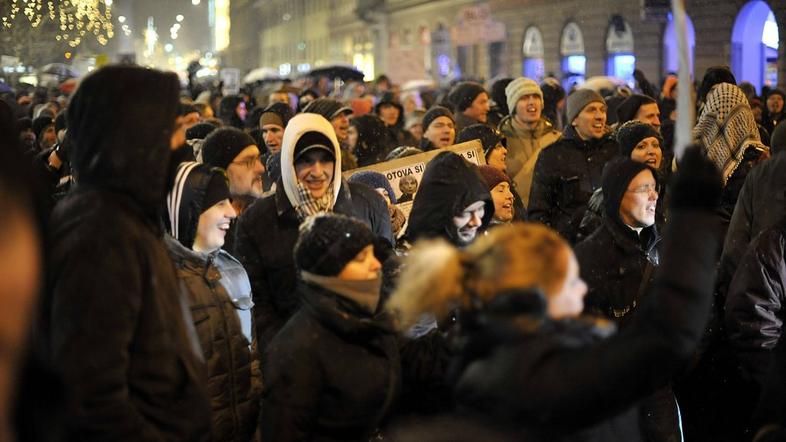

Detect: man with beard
202,127,265,253
234,113,392,355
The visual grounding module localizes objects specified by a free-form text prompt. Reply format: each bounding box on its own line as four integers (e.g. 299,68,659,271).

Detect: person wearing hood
218,94,248,129
693,82,769,228
385,146,724,442
348,170,407,239
261,213,401,441
457,124,526,221
404,151,493,249
763,88,785,135
578,121,665,241
477,165,515,225
39,65,211,441
528,88,619,243
448,82,490,133
376,93,417,147
165,162,259,442
303,98,358,170
234,112,393,355
498,77,561,207
419,106,456,151
348,114,395,167
185,121,218,162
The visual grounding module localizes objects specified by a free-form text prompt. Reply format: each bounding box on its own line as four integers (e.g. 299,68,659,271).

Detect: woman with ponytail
387,147,726,441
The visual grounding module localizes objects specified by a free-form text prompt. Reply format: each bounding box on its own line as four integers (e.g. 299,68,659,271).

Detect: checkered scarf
693,83,767,185
293,181,334,221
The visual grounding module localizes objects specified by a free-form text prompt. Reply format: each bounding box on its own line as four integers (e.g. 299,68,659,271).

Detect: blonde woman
386,148,723,441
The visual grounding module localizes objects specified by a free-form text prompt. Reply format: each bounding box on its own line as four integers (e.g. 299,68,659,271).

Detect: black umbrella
40,63,78,79
308,63,364,82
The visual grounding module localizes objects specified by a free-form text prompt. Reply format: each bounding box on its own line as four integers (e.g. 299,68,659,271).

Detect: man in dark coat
234,113,393,355
719,122,786,300
528,88,619,243
40,65,211,441
404,151,494,249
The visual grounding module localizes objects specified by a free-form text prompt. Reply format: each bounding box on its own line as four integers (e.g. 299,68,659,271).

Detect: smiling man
528,88,619,243
234,113,392,353
499,77,561,207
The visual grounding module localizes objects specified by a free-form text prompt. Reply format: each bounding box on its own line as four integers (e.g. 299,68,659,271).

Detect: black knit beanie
456,124,504,156
602,157,656,221
203,171,232,210
303,98,352,121
186,122,217,140
422,105,454,132
294,213,375,277
448,82,487,112
616,120,663,158
259,101,294,128
201,127,256,170
32,115,54,140
616,94,657,125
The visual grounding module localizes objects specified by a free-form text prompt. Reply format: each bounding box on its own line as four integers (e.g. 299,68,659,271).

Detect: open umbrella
308,63,364,82
401,79,436,92
40,63,78,79
243,67,281,84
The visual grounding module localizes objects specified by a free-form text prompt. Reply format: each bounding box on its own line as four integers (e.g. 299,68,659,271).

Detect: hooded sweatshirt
406,151,494,247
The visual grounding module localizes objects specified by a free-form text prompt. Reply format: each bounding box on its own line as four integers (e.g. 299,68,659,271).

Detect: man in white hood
234,113,393,353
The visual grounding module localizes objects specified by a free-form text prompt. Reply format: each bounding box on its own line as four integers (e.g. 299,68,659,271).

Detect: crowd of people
1,61,786,441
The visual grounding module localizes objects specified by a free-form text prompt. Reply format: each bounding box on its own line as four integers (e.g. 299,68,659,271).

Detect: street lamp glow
176,14,184,22
104,0,113,6
118,15,126,23
164,43,173,53
192,0,200,5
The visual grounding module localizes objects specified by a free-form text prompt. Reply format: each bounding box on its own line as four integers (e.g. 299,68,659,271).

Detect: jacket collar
602,214,660,256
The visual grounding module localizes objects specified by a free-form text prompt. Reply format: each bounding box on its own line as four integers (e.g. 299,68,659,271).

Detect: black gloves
669,145,723,210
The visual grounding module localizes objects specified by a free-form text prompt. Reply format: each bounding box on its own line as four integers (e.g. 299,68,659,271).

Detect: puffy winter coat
575,217,660,327
234,113,393,355
40,66,211,441
499,116,561,207
166,236,259,442
528,125,619,243
451,209,721,441
261,282,402,441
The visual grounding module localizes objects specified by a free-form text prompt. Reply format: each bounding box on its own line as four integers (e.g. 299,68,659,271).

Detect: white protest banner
672,0,695,160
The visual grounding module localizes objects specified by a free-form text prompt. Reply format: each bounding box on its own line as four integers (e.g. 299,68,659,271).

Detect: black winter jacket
451,209,722,441
725,223,786,389
261,282,401,441
234,180,393,355
166,236,259,442
575,217,660,327
719,152,786,299
528,126,619,243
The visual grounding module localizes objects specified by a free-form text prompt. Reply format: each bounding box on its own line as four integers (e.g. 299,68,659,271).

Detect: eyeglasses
626,184,660,194
231,154,263,169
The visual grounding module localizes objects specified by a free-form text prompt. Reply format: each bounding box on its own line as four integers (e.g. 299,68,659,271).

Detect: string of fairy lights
1,0,115,47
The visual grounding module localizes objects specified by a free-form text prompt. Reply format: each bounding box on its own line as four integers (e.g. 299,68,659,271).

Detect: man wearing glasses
202,127,265,252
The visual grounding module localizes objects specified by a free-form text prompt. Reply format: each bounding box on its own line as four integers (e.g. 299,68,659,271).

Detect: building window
560,22,586,90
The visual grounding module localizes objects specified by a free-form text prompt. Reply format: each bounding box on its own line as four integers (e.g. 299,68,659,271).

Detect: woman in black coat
262,213,442,441
386,148,724,441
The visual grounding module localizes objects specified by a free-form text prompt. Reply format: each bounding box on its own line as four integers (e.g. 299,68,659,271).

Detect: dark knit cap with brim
616,120,663,158
422,106,454,132
201,127,256,170
768,88,786,102
616,94,657,125
456,124,504,156
294,131,336,162
448,82,487,112
303,98,353,121
294,213,376,277
602,157,657,221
